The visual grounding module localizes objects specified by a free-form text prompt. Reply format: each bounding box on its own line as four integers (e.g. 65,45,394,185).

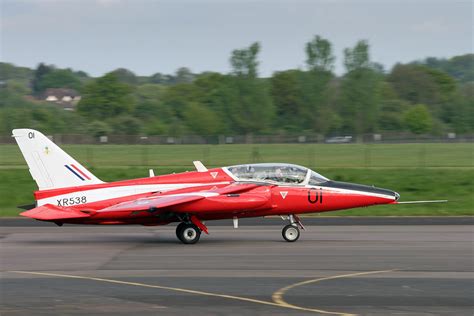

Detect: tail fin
12,129,103,190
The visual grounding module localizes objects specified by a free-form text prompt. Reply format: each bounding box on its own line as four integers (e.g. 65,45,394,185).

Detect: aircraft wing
97,194,207,213
21,183,268,221
99,183,269,213
20,204,91,220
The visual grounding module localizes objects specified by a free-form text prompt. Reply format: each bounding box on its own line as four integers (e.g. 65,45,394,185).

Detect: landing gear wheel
282,224,300,242
177,223,201,244
176,222,187,240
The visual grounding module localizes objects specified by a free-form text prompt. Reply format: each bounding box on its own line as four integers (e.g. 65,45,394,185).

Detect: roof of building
43,88,80,98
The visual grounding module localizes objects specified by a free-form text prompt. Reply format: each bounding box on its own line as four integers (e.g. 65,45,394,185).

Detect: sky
1,0,472,77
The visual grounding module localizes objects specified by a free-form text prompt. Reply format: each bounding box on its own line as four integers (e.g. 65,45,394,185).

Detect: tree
133,84,168,119
230,42,260,78
270,70,306,131
343,40,370,72
77,73,135,120
0,62,33,82
376,82,409,131
388,64,455,106
301,36,337,133
31,63,53,95
417,54,474,83
449,82,474,133
339,40,381,135
183,102,221,135
161,83,199,120
388,64,457,129
403,104,433,134
305,35,335,72
109,115,142,135
228,42,274,133
228,78,274,134
191,72,238,133
31,64,84,95
174,67,195,84
87,120,112,137
149,72,173,85
108,68,138,85
37,69,83,92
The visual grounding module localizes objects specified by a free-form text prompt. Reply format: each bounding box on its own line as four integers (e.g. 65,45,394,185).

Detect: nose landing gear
281,214,305,242
282,224,300,242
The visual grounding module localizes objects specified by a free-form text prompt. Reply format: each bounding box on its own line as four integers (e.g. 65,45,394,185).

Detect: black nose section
321,181,398,199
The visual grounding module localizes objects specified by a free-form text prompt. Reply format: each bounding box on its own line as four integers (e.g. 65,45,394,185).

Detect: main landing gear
175,215,209,244
281,214,305,242
176,222,201,244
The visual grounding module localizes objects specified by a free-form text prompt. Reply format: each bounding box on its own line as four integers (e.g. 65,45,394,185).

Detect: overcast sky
1,0,472,77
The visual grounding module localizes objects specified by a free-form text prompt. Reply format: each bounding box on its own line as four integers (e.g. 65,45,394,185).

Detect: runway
1,222,473,315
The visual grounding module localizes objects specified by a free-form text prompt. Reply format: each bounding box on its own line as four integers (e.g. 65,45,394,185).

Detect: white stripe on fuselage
37,182,231,207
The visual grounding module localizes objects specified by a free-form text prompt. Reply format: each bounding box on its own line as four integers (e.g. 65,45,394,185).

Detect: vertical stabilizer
12,129,103,190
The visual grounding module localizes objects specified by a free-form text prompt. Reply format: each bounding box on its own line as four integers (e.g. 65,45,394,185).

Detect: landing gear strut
281,214,304,242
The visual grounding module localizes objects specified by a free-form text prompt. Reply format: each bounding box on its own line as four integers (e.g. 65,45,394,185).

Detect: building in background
43,88,81,111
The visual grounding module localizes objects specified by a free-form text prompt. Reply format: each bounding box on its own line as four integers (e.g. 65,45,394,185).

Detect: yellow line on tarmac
10,269,395,315
272,269,396,316
8,270,336,314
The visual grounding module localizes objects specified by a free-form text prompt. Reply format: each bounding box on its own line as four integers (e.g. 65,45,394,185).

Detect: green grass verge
1,167,472,217
1,143,473,168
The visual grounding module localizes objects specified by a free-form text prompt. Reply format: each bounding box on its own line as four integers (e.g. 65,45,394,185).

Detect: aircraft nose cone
322,181,399,200
394,192,400,201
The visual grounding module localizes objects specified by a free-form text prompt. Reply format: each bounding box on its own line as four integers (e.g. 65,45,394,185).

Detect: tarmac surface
1,218,473,315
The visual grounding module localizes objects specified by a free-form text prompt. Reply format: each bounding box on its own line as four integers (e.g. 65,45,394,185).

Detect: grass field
0,143,472,216
1,143,473,168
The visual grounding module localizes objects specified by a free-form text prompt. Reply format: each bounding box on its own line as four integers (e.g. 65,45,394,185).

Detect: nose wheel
281,214,305,242
282,224,300,242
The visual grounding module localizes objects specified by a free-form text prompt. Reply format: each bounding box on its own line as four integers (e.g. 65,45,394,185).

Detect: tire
175,222,186,240
282,224,300,242
178,223,201,244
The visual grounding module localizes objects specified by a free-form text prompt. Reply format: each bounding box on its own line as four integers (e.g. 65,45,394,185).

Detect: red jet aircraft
14,129,405,244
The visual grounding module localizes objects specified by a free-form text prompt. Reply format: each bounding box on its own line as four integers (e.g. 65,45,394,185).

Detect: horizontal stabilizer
17,204,36,210
397,200,448,204
20,204,91,220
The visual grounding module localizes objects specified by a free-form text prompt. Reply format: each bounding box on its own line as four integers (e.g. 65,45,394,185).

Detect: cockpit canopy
225,163,329,185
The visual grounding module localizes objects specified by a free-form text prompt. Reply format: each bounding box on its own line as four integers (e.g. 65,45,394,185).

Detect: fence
0,132,472,145
1,142,472,170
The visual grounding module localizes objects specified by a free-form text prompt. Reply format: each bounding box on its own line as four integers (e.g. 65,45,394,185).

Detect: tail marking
65,164,91,181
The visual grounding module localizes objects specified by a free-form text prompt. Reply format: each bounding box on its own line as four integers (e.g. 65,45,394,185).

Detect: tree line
0,36,472,137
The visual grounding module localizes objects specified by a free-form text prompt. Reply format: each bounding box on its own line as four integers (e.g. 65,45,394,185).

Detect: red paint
190,215,208,234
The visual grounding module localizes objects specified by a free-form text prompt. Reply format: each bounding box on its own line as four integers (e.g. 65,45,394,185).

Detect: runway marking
8,270,334,314
272,269,396,316
10,269,395,315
